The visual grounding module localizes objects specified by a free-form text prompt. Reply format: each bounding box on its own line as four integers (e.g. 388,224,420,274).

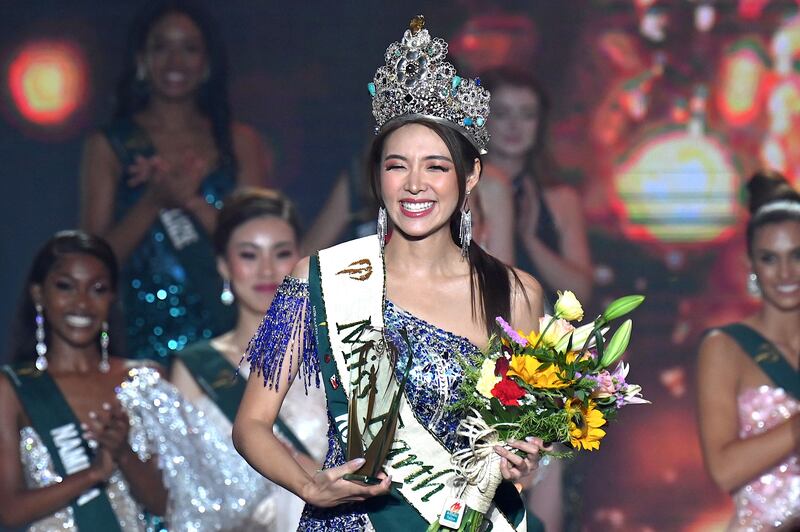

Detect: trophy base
343,473,383,485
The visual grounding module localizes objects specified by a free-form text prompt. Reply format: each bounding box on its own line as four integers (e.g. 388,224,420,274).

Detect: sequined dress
18,367,269,531
728,385,800,531
248,277,486,531
104,118,236,362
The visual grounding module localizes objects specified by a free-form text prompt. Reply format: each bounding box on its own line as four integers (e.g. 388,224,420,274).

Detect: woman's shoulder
291,256,311,280
480,161,512,186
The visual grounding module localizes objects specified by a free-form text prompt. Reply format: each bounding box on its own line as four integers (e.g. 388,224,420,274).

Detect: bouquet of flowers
430,291,648,531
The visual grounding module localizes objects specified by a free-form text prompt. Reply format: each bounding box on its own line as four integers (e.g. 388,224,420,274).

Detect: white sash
318,236,523,531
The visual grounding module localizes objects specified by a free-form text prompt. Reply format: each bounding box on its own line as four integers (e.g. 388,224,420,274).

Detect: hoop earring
220,279,235,306
34,304,48,371
99,321,110,373
459,192,472,257
377,206,388,251
747,272,761,297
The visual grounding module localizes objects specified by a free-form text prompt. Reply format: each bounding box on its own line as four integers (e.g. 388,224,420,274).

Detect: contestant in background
80,0,270,363
172,188,327,530
697,171,800,531
0,231,267,531
233,16,546,531
481,68,592,305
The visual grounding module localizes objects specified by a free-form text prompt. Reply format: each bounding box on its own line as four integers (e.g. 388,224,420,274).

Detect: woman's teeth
776,284,800,294
65,315,92,328
401,201,433,212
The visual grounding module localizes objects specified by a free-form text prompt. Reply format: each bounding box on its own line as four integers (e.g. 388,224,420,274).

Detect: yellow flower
555,290,584,321
567,399,606,451
507,354,570,389
476,358,501,398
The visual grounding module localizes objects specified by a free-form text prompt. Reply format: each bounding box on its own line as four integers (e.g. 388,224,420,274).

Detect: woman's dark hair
746,170,800,256
480,67,556,186
214,188,300,256
368,118,522,335
9,231,124,363
113,0,236,170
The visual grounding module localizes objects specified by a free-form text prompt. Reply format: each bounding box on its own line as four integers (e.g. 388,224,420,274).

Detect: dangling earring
220,279,235,306
459,191,472,257
377,207,388,251
136,62,146,81
747,272,761,297
98,321,110,373
34,304,48,372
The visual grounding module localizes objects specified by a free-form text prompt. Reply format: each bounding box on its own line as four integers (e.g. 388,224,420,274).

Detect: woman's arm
0,375,115,528
233,258,390,507
697,332,800,492
79,133,163,264
519,185,593,303
232,122,271,187
510,268,544,333
301,173,351,255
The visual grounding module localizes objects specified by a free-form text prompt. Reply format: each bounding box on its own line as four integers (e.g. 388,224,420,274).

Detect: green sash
1,364,122,531
104,119,235,337
177,341,310,455
309,253,527,531
716,324,800,400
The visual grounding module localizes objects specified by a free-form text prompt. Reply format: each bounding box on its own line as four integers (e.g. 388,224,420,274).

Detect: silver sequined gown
728,385,799,531
247,277,484,531
18,366,270,531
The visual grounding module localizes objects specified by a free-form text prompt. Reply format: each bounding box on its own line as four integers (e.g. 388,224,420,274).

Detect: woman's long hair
368,119,523,335
9,231,125,364
480,67,557,187
113,0,236,171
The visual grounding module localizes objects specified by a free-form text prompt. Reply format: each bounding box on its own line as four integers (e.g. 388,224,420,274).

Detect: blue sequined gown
248,276,484,531
104,118,236,362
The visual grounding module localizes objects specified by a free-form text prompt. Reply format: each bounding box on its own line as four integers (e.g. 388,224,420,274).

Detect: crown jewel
369,15,491,154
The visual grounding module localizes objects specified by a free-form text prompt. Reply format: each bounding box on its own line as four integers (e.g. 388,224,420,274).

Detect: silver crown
368,15,491,154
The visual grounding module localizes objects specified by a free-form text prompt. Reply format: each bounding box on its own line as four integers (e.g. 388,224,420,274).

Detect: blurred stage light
612,127,742,245
7,41,87,126
716,38,768,127
449,15,538,73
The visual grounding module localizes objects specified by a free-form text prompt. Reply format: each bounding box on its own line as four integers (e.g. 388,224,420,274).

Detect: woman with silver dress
0,231,266,531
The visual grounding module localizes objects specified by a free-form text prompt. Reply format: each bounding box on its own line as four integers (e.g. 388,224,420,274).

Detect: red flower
495,356,509,377
491,378,526,406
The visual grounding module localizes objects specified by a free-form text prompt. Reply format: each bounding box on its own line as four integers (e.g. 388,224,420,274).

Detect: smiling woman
697,171,800,531
79,0,271,363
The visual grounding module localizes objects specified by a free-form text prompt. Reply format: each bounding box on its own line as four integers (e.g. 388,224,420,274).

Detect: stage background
3,1,798,530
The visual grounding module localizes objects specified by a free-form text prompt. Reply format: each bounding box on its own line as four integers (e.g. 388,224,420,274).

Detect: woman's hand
515,178,541,240
88,448,116,483
300,458,392,508
133,152,210,210
494,437,550,481
84,402,131,461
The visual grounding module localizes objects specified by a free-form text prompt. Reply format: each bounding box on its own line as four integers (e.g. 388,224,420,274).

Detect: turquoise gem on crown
368,82,376,96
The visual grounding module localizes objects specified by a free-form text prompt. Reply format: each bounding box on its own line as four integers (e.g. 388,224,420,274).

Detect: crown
368,15,491,155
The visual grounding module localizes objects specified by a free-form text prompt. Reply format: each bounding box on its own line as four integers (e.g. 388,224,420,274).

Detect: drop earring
34,304,47,371
747,272,761,297
377,206,388,251
136,62,146,81
220,279,235,306
98,321,110,373
459,191,472,257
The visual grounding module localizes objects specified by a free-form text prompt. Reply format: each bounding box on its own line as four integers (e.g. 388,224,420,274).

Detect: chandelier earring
377,206,388,251
98,321,110,373
220,279,235,306
459,190,472,257
747,272,761,297
34,304,48,371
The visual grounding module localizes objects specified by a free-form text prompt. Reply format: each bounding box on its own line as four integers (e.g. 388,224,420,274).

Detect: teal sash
104,119,235,336
1,364,122,531
716,324,800,400
309,256,527,530
177,341,310,455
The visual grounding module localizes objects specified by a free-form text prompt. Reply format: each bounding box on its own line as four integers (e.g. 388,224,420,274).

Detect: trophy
343,329,413,485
